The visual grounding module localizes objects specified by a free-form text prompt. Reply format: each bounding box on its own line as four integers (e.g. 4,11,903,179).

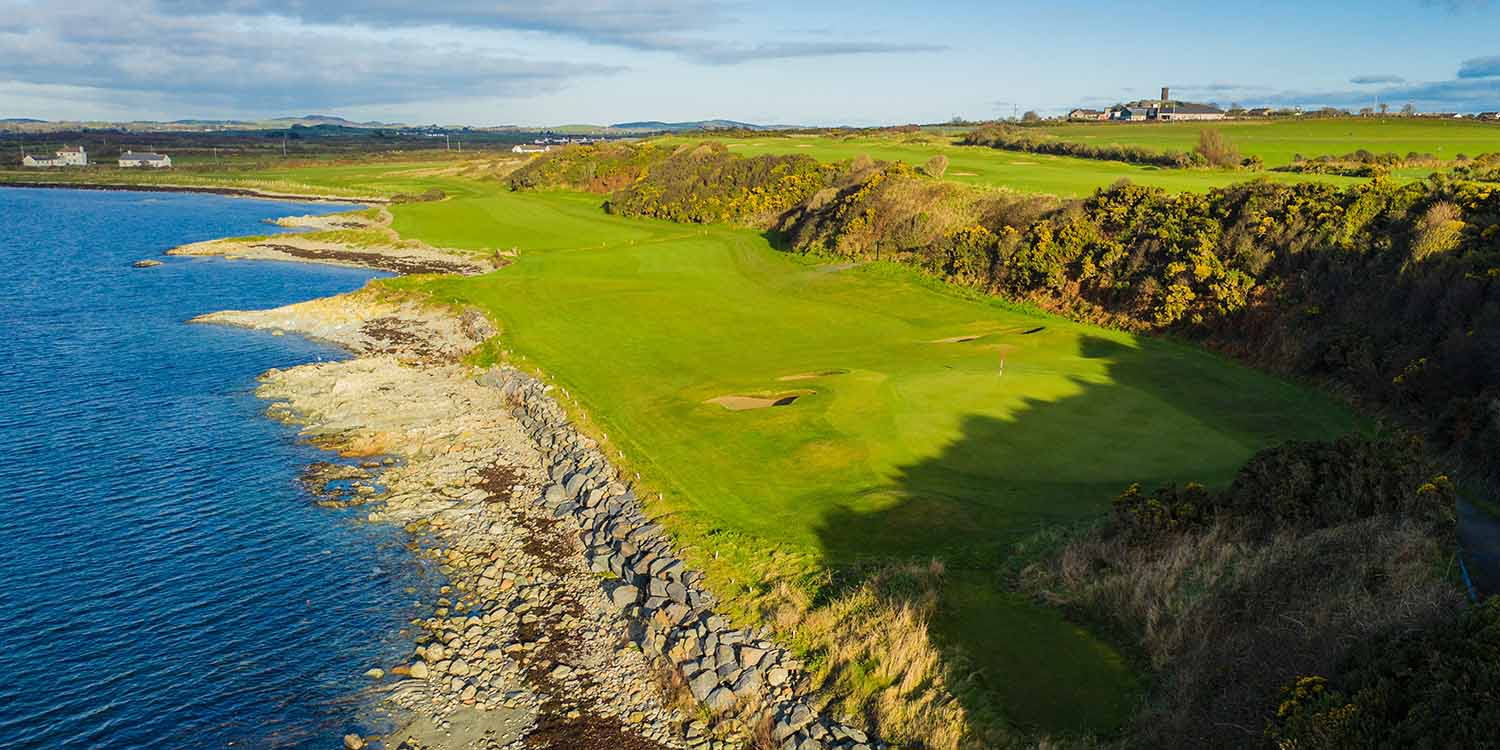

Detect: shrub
1267,599,1500,749
921,154,950,179
1194,129,1241,168
1409,200,1465,264
960,125,1199,169
1111,482,1212,540
1218,436,1456,536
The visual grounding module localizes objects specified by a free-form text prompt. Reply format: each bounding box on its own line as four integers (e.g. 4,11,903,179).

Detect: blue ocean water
0,187,431,748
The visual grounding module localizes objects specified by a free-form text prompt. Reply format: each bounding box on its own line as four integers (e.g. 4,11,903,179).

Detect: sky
1,0,1499,126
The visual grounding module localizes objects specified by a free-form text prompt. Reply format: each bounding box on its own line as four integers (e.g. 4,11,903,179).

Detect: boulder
608,584,639,610
542,484,566,505
705,686,736,713
688,669,719,701
407,661,429,679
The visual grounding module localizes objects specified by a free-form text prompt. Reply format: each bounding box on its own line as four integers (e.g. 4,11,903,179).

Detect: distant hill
0,118,48,123
608,119,792,132
267,115,404,128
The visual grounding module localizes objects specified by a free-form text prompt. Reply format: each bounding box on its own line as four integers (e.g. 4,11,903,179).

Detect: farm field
0,156,513,199
380,180,1362,733
1039,116,1500,167
652,132,1366,197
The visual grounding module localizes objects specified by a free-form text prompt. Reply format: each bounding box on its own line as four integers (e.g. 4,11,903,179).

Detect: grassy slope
1039,116,1500,167
387,184,1361,734
652,133,1366,197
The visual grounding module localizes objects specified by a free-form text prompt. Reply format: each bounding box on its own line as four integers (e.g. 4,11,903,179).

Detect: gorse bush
1266,598,1500,750
605,143,833,224
960,124,1205,168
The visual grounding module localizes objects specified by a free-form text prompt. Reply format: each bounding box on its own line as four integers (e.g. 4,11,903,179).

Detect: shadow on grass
810,335,1296,737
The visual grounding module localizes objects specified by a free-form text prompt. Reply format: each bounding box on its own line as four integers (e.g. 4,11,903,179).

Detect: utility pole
282,134,287,157
445,133,451,151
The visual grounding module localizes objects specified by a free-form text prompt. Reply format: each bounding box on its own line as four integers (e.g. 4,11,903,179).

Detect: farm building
1160,102,1226,121
119,151,172,168
511,144,552,154
1067,108,1109,121
1104,87,1226,122
22,144,87,167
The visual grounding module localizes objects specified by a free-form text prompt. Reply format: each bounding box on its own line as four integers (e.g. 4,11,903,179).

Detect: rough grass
1019,516,1464,748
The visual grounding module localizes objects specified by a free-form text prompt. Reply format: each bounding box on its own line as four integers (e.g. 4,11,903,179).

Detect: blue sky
1,0,1497,125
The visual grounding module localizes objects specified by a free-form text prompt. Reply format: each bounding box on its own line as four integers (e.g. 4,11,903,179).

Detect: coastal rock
132,259,163,268
407,661,429,679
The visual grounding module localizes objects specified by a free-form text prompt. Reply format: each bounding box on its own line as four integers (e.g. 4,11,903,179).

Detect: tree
1359,107,1374,116
1194,128,1241,168
922,154,950,179
1401,102,1416,116
1022,110,1041,122
1378,102,1390,115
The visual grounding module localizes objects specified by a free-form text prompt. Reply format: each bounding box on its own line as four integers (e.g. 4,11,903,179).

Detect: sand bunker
706,390,813,411
778,369,849,382
930,335,983,344
951,171,978,176
1022,326,1045,335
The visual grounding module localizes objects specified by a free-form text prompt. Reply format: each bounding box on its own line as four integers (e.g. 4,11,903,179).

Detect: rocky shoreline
169,209,497,276
198,287,881,749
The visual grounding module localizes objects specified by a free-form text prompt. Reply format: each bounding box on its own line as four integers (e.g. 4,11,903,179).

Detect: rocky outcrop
168,208,496,276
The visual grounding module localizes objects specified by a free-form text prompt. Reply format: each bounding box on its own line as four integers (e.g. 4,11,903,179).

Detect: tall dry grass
1022,515,1463,748
760,560,976,749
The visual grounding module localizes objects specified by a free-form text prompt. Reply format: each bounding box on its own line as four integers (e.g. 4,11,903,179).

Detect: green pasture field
1038,116,1500,167
0,155,514,199
652,132,1366,197
382,182,1362,733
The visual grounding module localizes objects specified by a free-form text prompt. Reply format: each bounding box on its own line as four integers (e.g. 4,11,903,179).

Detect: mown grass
651,132,1367,197
1038,116,1500,167
382,185,1361,738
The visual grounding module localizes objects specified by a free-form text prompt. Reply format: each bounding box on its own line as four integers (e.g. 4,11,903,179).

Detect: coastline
0,179,389,204
166,208,499,277
190,223,882,748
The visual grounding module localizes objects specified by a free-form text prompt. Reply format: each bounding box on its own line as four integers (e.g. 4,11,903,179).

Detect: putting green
390,186,1361,733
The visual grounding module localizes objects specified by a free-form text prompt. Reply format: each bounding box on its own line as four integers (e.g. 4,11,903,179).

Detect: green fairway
1039,116,1500,167
653,132,1366,197
387,186,1362,733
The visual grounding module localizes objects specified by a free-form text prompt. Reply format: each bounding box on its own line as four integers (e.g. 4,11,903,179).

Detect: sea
0,187,433,748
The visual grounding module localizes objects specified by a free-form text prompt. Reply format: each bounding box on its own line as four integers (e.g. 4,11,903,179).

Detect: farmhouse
21,144,87,167
511,144,552,154
1104,87,1226,122
1067,108,1109,121
118,151,172,168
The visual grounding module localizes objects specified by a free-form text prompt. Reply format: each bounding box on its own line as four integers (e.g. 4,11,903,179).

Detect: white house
119,151,172,168
511,144,551,154
22,144,87,167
